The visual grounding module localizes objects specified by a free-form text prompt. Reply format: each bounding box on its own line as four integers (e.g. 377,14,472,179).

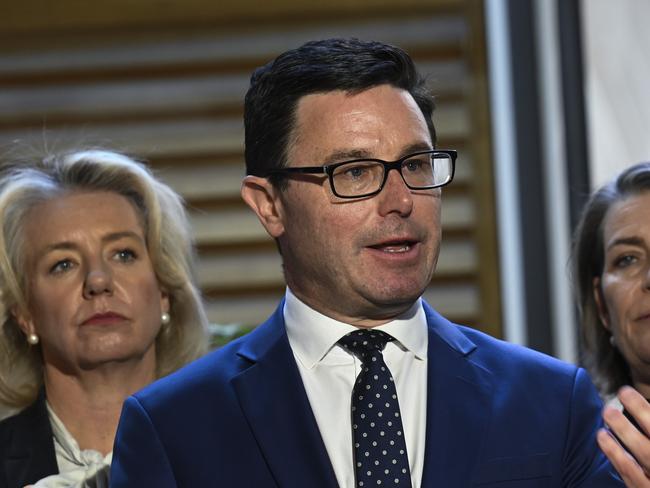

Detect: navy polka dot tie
339,329,412,488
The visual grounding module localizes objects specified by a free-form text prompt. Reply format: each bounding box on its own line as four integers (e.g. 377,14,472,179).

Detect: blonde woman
0,149,208,487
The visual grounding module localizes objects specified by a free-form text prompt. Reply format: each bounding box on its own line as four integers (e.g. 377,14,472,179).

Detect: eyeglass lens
330,153,452,197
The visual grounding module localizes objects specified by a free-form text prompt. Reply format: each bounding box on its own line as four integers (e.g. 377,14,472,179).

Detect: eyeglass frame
264,149,457,199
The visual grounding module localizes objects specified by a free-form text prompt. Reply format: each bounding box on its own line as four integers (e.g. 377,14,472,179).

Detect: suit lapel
231,302,339,488
420,304,492,487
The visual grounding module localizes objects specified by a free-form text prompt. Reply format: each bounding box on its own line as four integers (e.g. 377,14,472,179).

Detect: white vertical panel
582,0,650,188
485,0,527,345
534,0,578,363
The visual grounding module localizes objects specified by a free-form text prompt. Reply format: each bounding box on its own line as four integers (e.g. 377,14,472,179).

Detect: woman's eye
613,254,637,268
114,249,137,262
49,259,74,274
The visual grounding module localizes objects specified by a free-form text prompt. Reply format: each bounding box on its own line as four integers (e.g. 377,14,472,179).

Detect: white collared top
284,287,428,488
33,403,112,487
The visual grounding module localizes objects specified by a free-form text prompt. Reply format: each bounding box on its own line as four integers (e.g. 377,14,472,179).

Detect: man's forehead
289,87,430,155
292,87,425,135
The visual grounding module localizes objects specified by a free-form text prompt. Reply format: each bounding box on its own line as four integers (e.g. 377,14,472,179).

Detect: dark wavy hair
244,38,436,186
572,162,650,396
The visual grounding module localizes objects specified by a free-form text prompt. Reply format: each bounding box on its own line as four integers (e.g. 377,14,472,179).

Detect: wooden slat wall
0,1,501,343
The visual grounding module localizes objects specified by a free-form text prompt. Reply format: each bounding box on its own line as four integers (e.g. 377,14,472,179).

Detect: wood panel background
0,0,501,345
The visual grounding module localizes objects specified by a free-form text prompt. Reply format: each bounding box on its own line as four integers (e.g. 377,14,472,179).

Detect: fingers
600,386,650,487
606,388,650,471
620,387,650,437
598,428,650,487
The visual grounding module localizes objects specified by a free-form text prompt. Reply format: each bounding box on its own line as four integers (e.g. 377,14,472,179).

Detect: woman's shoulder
0,394,49,442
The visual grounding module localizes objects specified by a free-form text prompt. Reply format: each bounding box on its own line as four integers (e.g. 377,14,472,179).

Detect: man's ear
593,276,610,330
241,176,286,238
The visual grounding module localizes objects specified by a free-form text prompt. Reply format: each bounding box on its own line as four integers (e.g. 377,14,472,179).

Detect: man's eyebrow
323,143,434,165
323,149,374,165
606,236,644,251
402,142,434,154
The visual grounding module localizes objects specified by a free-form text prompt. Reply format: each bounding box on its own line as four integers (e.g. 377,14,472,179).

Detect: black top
0,391,58,488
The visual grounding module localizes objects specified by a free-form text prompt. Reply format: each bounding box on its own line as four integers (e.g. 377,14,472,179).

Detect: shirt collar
46,401,112,467
284,287,428,369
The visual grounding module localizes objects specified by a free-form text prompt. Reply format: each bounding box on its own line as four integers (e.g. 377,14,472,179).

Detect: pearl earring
609,335,616,347
27,333,39,345
161,312,171,325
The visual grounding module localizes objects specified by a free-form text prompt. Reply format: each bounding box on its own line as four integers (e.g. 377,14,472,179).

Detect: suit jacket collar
232,300,492,488
420,302,493,486
232,299,339,488
2,389,58,488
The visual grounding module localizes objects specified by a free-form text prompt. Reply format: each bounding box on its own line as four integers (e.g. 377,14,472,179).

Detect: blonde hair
0,149,208,408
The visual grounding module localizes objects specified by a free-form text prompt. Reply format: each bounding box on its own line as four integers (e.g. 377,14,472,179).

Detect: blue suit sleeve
111,395,177,488
563,368,623,487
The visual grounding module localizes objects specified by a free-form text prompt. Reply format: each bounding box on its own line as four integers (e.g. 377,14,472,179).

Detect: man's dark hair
244,38,436,184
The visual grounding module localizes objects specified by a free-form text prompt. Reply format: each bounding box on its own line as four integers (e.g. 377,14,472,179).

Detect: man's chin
368,276,429,301
362,288,424,319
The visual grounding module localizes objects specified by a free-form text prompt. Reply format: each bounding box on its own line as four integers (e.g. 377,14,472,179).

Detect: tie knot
338,329,394,359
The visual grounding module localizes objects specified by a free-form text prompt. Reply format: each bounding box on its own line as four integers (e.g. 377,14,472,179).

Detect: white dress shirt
284,288,428,488
33,403,112,487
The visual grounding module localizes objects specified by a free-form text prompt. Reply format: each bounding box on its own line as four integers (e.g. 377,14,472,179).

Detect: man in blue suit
111,38,624,487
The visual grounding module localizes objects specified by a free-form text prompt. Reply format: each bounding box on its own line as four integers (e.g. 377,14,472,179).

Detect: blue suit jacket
111,301,623,487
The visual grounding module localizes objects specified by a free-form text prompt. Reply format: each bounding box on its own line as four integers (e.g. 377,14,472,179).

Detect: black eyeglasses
265,149,456,198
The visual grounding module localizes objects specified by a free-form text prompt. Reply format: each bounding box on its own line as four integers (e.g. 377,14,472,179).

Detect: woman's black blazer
0,391,58,488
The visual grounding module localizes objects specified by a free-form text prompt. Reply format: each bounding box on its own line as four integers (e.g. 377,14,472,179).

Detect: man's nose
376,167,414,217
